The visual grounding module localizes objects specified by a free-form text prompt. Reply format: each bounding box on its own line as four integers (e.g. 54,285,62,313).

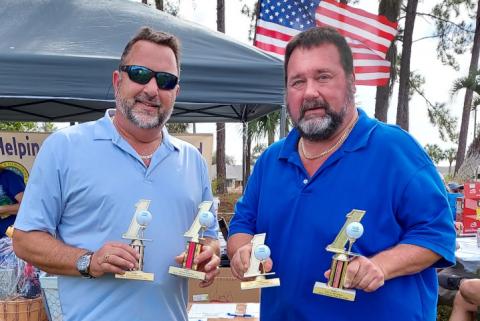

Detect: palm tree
454,2,480,174
452,70,480,180
451,69,480,140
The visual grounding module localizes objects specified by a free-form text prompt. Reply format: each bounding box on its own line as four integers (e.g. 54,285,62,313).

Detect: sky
147,0,474,166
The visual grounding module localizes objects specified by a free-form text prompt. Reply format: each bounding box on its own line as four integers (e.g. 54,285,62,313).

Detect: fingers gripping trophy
116,199,155,281
169,201,215,280
313,209,366,301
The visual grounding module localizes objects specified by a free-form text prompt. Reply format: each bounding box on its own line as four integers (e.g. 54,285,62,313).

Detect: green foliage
0,122,56,132
251,143,266,166
425,143,447,164
427,103,459,143
430,0,477,70
166,122,189,133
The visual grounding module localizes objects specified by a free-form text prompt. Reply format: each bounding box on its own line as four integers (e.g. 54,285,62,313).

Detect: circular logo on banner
0,161,29,184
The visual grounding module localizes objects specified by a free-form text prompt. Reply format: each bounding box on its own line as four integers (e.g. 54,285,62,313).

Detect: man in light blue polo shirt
13,27,220,321
228,27,456,321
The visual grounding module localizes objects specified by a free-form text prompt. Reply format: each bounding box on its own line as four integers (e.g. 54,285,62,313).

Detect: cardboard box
188,268,259,303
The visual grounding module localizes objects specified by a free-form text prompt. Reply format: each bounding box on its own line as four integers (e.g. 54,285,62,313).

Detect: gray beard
116,96,172,129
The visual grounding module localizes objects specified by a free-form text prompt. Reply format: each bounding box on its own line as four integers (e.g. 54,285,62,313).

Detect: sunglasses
119,65,178,90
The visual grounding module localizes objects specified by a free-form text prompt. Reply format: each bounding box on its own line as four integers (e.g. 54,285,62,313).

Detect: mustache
300,99,329,115
135,94,161,108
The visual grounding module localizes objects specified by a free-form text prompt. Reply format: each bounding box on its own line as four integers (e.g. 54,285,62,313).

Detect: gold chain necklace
111,115,162,160
299,114,359,160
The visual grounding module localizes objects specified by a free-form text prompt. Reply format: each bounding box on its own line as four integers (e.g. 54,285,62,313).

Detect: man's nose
304,79,320,99
143,77,159,95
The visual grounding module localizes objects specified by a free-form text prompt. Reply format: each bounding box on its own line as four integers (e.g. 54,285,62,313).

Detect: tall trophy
241,233,280,290
115,199,154,281
313,209,366,301
168,201,215,280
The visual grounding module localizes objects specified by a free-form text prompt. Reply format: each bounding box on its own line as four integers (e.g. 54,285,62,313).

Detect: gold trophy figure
240,233,280,290
168,201,215,280
115,199,155,281
313,209,366,301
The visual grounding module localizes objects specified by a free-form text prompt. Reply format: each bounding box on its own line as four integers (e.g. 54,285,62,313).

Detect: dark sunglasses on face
119,65,178,90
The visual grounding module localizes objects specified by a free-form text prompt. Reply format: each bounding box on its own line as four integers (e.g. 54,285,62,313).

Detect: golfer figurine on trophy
240,233,280,290
168,201,215,280
313,209,366,301
115,199,155,281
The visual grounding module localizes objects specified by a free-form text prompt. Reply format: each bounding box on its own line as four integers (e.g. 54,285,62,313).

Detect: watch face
77,253,92,273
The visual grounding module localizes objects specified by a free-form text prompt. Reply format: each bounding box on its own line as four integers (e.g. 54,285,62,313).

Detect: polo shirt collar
279,108,377,160
93,109,179,152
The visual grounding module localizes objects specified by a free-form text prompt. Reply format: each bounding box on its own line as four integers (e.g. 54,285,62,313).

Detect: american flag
254,0,398,86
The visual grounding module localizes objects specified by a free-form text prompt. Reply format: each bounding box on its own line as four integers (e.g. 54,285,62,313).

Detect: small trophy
313,209,366,301
168,201,215,280
115,199,154,281
240,233,280,290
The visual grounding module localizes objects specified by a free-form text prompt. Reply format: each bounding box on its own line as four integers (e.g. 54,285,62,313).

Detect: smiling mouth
136,100,159,108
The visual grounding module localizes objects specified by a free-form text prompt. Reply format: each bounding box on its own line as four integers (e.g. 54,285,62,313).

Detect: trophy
115,199,154,281
313,209,366,301
168,201,215,280
240,233,280,290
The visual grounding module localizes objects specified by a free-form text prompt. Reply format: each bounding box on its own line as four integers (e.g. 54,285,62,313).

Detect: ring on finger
103,254,111,264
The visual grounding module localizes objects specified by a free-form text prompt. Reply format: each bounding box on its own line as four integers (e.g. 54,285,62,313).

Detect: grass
437,305,452,321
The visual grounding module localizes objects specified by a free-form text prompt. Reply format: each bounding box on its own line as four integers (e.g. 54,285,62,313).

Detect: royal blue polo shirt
230,108,456,321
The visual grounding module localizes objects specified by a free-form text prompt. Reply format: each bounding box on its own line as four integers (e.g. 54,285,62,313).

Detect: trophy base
168,266,206,280
312,282,356,301
241,277,280,290
115,270,154,281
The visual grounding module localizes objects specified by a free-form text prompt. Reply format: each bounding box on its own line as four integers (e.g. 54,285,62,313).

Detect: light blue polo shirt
229,108,456,321
15,110,216,321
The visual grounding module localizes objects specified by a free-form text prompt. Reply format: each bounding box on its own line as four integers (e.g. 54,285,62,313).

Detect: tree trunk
395,0,418,131
374,0,401,122
216,0,227,194
243,123,252,192
155,0,163,11
216,123,226,194
455,2,480,173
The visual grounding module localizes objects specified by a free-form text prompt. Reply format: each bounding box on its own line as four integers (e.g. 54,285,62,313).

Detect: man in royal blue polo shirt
228,27,456,321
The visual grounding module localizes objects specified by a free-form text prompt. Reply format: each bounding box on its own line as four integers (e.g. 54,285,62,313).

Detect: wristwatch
76,251,94,278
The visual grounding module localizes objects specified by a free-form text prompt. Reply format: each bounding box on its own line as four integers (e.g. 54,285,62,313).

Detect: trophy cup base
168,266,206,280
312,282,356,301
115,270,155,281
241,277,280,290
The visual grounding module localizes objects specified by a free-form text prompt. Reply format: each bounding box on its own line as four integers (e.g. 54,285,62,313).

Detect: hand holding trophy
313,209,366,301
168,201,215,280
240,233,280,290
115,199,155,281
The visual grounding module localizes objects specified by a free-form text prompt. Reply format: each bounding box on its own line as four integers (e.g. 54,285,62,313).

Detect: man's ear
113,70,121,96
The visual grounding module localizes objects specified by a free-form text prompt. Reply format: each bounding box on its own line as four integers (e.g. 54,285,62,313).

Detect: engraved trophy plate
168,201,214,281
312,209,366,301
240,233,280,290
115,199,155,281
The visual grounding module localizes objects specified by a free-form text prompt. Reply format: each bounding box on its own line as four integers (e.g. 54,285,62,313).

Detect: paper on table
188,303,237,318
245,303,260,317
